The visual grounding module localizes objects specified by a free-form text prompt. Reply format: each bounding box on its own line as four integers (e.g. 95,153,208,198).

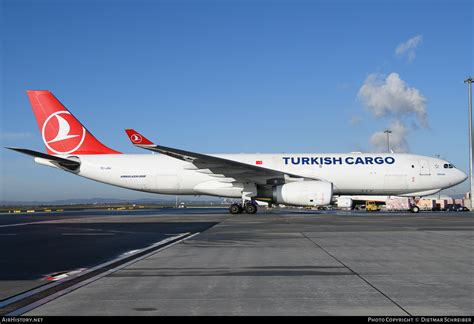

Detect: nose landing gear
409,197,420,213
410,205,420,213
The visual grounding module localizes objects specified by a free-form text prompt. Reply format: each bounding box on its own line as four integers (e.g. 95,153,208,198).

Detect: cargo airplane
7,91,467,214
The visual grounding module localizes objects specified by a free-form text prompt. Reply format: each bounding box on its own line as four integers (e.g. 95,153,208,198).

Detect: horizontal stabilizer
6,147,81,171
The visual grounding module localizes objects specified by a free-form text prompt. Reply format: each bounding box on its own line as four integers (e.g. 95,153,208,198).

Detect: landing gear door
418,160,431,175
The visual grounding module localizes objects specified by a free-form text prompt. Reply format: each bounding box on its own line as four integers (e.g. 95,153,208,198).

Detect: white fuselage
41,153,467,199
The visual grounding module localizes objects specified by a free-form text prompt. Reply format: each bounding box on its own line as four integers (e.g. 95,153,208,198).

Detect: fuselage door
418,160,431,175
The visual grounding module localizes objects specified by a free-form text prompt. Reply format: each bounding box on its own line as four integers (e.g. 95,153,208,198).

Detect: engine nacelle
272,181,333,207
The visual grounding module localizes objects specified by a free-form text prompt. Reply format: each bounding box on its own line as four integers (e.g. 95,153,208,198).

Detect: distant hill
0,196,221,206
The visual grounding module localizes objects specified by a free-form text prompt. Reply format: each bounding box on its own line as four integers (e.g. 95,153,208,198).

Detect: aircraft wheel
229,204,243,214
411,206,420,213
244,203,258,214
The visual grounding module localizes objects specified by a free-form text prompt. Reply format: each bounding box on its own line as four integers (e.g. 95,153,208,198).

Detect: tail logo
42,111,86,154
130,134,143,144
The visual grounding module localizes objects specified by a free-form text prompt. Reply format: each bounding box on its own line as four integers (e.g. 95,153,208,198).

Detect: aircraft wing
125,129,318,184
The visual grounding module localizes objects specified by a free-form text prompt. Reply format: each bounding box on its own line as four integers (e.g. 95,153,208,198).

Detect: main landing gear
230,184,259,214
229,201,258,214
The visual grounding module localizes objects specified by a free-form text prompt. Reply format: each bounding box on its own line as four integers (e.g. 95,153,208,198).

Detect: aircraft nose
457,169,468,184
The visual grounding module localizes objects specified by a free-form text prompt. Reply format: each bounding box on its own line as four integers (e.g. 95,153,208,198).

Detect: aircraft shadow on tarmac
0,221,218,281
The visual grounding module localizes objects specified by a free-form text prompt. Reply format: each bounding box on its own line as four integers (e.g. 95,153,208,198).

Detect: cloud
357,73,428,153
369,121,409,153
395,35,423,62
358,72,427,128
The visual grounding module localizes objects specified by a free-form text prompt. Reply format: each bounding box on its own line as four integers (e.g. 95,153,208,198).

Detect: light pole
384,130,392,153
464,77,473,210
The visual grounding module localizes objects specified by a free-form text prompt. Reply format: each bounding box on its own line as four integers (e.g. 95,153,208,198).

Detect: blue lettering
283,156,393,166
333,157,342,164
291,157,300,165
374,157,384,164
355,157,364,164
385,157,395,164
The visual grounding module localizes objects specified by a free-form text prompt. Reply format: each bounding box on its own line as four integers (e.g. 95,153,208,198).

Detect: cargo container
417,199,435,211
436,199,448,210
335,197,353,210
454,199,464,205
385,197,411,211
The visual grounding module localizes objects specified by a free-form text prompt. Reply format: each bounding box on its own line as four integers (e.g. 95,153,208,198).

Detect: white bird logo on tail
47,114,80,143
41,111,86,154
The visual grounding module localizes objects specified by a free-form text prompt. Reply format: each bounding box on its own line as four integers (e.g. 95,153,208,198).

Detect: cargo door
418,160,431,175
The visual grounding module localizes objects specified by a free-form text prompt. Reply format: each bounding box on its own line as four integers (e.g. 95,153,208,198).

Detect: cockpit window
444,163,455,169
448,164,454,169
444,164,449,169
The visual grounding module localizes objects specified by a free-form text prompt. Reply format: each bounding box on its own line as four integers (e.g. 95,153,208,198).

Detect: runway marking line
0,217,91,228
0,222,50,228
0,231,199,316
60,233,116,236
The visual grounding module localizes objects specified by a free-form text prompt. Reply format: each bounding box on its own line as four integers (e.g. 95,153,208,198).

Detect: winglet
125,129,154,146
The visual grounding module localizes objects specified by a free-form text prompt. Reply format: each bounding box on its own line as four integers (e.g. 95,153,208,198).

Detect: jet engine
272,181,333,206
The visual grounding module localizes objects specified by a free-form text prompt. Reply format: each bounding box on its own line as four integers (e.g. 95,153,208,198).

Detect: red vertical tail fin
27,90,121,155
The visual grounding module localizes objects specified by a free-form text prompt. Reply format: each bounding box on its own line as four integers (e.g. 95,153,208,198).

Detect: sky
0,0,472,202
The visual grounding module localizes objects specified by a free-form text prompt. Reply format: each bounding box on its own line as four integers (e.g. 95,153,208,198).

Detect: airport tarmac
0,208,472,316
0,209,222,301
